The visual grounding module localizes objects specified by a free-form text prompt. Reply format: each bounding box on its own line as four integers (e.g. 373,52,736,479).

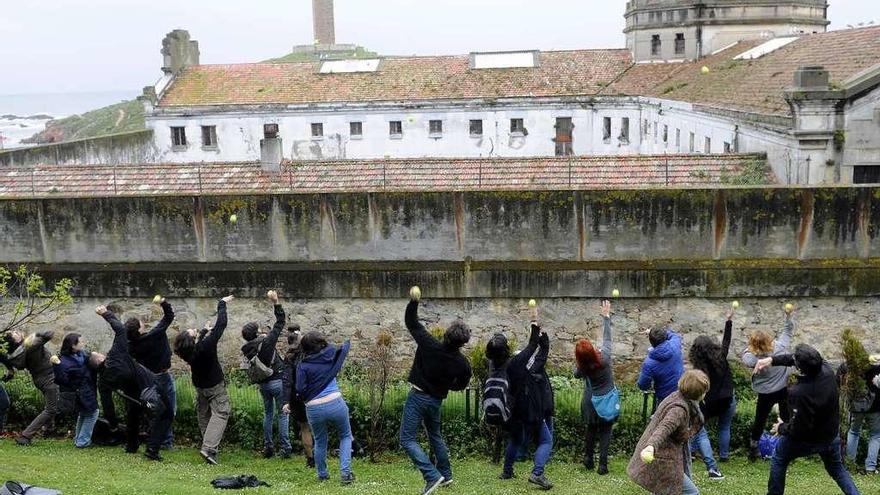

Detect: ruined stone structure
312,0,336,45
624,0,829,62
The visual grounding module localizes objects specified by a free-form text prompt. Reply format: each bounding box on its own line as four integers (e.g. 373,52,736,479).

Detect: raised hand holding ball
784,303,794,314
153,295,163,304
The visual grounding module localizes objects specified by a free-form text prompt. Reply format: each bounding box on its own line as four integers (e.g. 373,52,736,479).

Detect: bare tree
0,265,74,350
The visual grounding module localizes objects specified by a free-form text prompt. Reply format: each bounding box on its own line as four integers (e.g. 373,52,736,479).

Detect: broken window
705,137,712,153
689,132,695,152
469,119,483,137
620,117,630,143
311,123,324,138
201,126,217,148
854,166,880,184
675,33,685,55
651,35,662,56
171,126,187,148
602,117,612,141
389,120,403,138
555,117,573,156
510,118,526,135
264,124,279,139
350,121,363,137
429,120,443,136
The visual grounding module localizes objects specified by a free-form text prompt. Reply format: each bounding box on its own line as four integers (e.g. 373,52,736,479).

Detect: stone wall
0,130,156,167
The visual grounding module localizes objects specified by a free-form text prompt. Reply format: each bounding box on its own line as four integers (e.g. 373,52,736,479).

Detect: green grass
1,440,877,494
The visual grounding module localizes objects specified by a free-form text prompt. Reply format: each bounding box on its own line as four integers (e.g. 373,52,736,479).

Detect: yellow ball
410,286,421,300
528,299,537,308
784,303,794,313
732,301,740,309
153,295,162,304
701,66,710,74
229,214,237,224
612,289,620,298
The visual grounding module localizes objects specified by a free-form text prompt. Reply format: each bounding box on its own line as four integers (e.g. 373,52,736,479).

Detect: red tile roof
157,27,880,118
0,155,770,199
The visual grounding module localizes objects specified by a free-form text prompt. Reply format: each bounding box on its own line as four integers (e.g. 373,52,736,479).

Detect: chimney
793,66,829,90
162,30,200,76
313,0,336,45
260,136,283,173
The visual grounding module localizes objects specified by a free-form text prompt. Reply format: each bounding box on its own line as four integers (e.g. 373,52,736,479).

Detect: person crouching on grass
628,369,710,495
173,295,234,465
295,331,355,485
401,286,473,495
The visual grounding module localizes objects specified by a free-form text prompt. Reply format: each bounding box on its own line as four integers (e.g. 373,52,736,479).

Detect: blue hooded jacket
636,330,684,403
296,341,351,403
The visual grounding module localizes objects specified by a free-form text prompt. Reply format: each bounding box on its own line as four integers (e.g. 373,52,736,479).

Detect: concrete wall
843,85,880,178
0,130,157,167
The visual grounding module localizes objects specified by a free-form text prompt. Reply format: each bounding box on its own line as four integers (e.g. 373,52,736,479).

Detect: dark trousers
21,380,59,440
0,382,9,433
155,372,176,447
752,388,791,441
125,387,173,454
768,436,860,495
585,420,614,468
504,420,553,477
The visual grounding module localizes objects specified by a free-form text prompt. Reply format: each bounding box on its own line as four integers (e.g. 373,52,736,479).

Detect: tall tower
624,1,829,62
313,0,336,46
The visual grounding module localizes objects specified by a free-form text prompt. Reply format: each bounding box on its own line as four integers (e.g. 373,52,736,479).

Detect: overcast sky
1,0,876,95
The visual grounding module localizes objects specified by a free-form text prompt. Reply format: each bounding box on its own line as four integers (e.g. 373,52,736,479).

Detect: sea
0,90,137,149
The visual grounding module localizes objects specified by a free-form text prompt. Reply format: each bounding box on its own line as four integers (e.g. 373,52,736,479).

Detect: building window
555,117,573,156
389,120,403,138
854,166,880,184
510,118,525,135
171,126,187,148
201,126,217,148
602,117,612,141
675,33,685,55
651,35,661,56
653,121,658,142
429,119,443,137
679,9,688,21
663,125,669,145
675,129,681,149
469,119,483,137
705,137,712,154
264,123,279,139
620,117,630,143
723,141,732,153
643,119,649,137
689,132,695,152
350,121,363,138
311,123,324,139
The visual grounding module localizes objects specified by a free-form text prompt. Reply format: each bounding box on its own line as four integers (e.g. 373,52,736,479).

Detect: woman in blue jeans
295,331,354,484
688,308,737,481
52,333,101,448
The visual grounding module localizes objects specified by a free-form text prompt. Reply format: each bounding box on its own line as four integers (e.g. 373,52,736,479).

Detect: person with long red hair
574,300,619,475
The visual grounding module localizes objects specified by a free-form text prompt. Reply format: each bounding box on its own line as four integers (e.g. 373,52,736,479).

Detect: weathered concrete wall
17,296,880,373
0,130,156,167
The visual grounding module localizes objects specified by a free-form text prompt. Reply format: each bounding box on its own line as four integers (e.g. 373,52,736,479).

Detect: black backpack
482,365,512,426
211,475,270,490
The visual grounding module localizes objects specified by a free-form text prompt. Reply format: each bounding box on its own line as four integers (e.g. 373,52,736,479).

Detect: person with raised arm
2,329,57,446
400,286,472,495
742,304,795,461
240,290,290,459
636,320,685,405
173,295,234,465
575,300,619,476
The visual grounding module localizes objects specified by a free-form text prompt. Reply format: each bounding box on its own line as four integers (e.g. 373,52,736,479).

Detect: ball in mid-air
701,66,710,75
229,214,238,224
784,303,794,313
528,299,537,308
612,289,620,298
732,300,740,309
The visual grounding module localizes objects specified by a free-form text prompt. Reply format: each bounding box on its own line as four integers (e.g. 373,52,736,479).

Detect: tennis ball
229,214,237,224
701,66,710,74
410,286,421,301
732,301,740,309
641,448,655,464
152,295,162,304
784,303,794,313
612,289,620,298
528,299,537,308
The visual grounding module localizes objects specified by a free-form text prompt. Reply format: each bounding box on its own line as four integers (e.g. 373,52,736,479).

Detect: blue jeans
682,473,700,495
768,436,860,495
0,382,9,433
504,420,553,477
155,372,176,447
691,396,736,470
260,379,291,452
74,408,99,448
847,412,880,471
306,396,352,479
399,390,451,484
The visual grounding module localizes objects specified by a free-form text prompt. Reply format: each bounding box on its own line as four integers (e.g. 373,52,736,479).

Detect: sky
1,0,877,96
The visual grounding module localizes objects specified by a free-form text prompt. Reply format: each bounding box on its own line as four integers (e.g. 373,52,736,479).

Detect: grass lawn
1,440,877,494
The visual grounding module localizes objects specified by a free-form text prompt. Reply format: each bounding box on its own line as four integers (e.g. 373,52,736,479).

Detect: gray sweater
576,316,615,421
742,316,794,394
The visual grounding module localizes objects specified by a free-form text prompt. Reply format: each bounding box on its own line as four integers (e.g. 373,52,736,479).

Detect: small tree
0,265,74,352
366,330,394,461
841,328,870,401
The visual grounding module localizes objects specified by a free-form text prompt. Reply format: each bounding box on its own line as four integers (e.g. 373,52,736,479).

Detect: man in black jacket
2,330,58,446
755,344,860,495
240,290,290,459
400,286,472,495
96,305,172,461
128,297,176,449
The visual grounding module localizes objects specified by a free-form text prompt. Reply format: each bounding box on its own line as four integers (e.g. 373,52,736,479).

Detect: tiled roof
0,155,769,199
605,26,880,116
158,49,634,107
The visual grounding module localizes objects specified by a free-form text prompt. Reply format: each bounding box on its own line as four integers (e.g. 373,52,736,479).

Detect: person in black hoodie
127,297,176,449
96,305,172,461
240,290,290,459
173,296,233,465
488,310,554,490
3,329,58,446
282,326,315,468
400,286,472,495
755,344,861,495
